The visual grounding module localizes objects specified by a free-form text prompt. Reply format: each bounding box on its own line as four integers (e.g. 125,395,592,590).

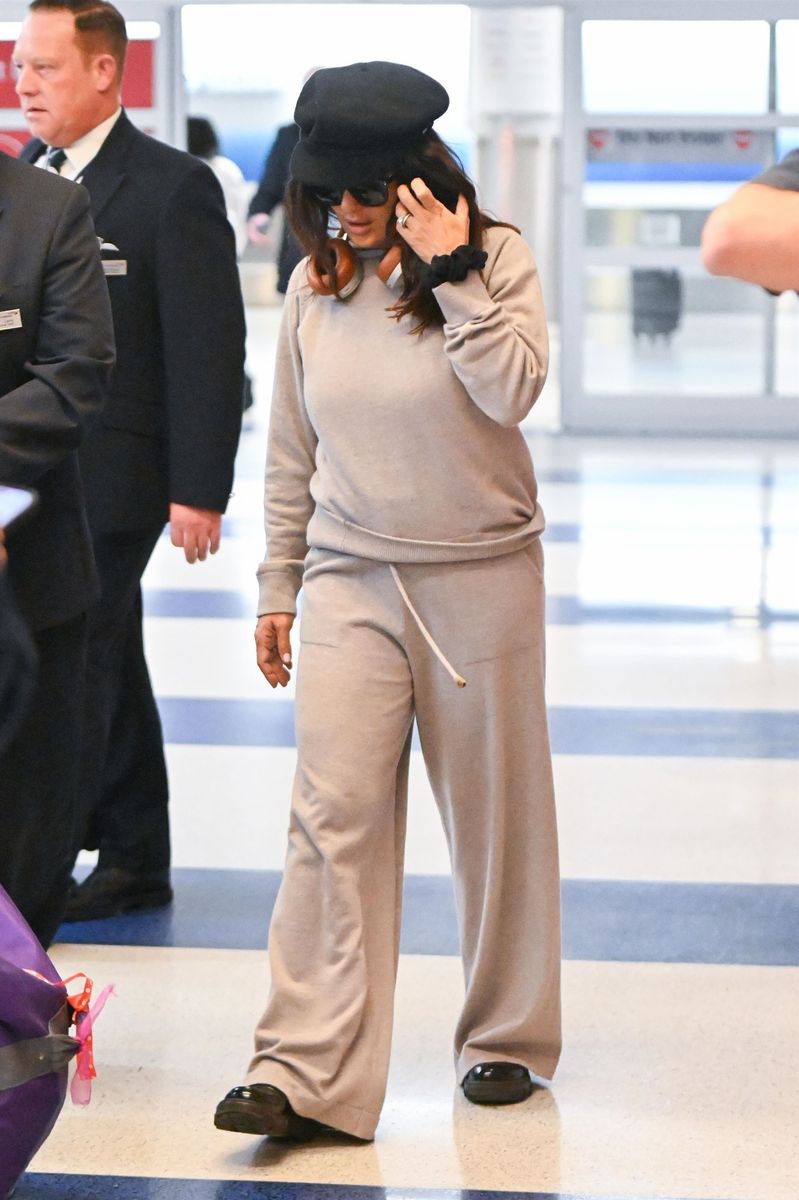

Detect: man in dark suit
15,0,246,921
0,153,115,946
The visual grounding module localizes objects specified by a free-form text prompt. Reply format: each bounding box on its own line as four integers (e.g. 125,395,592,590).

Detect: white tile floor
37,947,799,1200
40,300,799,1200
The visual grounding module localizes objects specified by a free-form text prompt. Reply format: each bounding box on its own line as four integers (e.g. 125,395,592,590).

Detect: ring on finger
397,212,411,229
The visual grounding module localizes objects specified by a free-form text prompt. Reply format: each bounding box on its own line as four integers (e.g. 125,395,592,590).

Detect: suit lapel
76,111,138,224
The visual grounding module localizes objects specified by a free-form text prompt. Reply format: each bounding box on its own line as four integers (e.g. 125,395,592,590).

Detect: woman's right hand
255,613,295,687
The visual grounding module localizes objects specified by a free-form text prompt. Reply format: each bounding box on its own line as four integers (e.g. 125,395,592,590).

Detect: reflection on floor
584,306,799,396
25,305,799,1200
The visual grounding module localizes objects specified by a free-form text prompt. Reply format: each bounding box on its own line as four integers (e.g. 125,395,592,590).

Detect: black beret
290,61,449,188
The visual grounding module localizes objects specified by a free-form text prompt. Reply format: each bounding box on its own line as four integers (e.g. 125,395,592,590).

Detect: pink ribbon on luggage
68,977,116,1105
23,969,115,1104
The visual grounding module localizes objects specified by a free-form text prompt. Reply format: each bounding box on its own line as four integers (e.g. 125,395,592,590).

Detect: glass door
560,3,799,435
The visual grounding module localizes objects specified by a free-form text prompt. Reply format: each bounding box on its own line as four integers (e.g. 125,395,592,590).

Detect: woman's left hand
395,179,469,264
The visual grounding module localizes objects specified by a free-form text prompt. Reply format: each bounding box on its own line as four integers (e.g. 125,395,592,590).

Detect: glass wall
582,20,770,116
562,4,799,434
181,4,471,181
582,126,772,399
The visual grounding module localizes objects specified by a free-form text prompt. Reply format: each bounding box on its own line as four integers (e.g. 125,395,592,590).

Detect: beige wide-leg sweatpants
246,540,561,1139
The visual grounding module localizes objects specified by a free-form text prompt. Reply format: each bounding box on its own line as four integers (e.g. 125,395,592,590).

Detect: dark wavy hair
286,131,514,334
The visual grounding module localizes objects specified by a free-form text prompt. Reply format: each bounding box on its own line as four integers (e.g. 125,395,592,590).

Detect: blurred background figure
188,115,250,257
246,118,303,295
246,70,319,296
188,116,256,411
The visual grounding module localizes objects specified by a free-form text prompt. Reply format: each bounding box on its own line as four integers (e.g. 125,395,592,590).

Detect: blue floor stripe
142,587,799,627
56,870,799,966
155,697,799,759
16,1177,736,1200
144,589,253,617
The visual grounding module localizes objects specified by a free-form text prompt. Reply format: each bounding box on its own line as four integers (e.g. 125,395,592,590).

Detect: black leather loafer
462,1062,534,1105
214,1084,330,1141
63,866,173,922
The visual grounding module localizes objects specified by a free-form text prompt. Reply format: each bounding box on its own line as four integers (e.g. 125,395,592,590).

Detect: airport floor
22,307,799,1200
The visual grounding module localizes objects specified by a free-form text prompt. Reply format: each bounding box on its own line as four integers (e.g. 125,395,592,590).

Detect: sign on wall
586,128,772,182
587,128,770,163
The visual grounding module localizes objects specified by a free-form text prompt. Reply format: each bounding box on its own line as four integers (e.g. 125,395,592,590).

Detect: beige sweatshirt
257,224,549,615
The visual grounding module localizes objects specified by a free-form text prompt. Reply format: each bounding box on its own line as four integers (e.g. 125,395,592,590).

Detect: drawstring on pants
389,564,467,689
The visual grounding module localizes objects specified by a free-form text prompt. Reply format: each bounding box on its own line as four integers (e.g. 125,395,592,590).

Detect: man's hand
255,613,294,687
169,503,222,564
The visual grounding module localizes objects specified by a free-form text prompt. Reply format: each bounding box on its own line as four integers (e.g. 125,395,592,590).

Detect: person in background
247,121,304,295
187,115,256,412
188,116,250,257
215,61,560,1145
701,149,799,292
0,151,114,946
14,0,246,924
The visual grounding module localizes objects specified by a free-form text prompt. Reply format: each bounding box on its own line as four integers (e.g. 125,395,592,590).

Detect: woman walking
215,60,561,1143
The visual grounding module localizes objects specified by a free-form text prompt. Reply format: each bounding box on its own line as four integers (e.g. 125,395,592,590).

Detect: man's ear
93,53,119,95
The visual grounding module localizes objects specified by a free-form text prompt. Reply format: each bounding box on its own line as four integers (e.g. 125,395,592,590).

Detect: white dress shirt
38,108,122,181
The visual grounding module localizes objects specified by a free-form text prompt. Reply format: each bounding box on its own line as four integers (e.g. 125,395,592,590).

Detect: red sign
0,42,18,107
121,39,155,109
0,38,155,111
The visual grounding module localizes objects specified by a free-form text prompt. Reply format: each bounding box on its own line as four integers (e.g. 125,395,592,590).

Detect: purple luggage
0,885,79,1199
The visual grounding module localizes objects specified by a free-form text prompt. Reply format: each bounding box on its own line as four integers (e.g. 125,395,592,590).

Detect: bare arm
701,183,799,292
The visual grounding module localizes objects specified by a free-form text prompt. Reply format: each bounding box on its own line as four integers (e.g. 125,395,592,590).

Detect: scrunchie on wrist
420,244,488,287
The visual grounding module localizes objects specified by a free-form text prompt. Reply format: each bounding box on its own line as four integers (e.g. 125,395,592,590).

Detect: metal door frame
560,0,799,435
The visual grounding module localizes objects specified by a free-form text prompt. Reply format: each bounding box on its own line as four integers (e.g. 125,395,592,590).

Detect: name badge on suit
98,239,127,277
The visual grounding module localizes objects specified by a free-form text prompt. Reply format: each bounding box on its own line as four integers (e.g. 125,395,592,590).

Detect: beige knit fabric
257,225,549,615
246,545,561,1139
246,225,560,1138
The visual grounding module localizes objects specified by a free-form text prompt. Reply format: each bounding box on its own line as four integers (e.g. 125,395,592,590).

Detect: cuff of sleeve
432,270,492,326
256,562,303,616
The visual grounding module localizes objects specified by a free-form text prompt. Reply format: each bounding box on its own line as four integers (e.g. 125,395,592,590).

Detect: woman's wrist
420,244,488,287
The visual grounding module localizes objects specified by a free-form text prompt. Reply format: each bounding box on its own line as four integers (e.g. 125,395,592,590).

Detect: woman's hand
255,613,294,687
395,179,469,263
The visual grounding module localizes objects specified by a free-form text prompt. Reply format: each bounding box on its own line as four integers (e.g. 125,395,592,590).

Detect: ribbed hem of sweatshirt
256,560,304,616
256,507,546,615
308,504,545,564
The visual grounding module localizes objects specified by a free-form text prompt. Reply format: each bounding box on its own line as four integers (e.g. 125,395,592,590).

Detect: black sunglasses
311,180,391,208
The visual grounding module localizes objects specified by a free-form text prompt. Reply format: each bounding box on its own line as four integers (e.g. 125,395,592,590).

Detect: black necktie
46,147,67,173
